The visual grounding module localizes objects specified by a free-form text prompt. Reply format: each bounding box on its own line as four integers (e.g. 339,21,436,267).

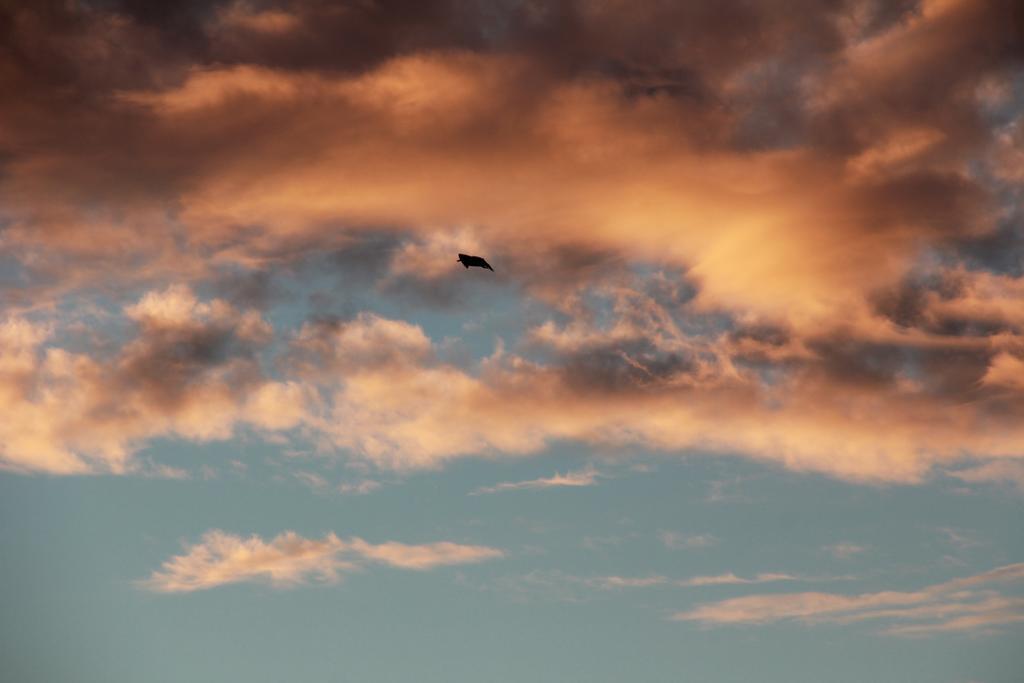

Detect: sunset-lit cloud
337,479,383,495
470,466,601,495
0,0,1021,490
2,4,1021,677
0,287,307,474
678,573,804,587
141,529,503,592
672,563,1024,636
488,569,846,601
591,572,809,589
5,296,1024,485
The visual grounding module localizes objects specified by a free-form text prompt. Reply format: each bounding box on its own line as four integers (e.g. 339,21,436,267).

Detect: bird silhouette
457,253,494,271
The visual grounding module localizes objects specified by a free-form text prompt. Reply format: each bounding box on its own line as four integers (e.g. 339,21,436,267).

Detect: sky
0,0,1023,681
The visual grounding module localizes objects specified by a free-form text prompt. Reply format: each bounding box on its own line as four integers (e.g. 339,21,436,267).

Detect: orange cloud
0,287,308,474
282,311,1024,483
470,465,601,495
1,0,1022,488
672,562,1024,636
141,529,503,592
4,285,1024,486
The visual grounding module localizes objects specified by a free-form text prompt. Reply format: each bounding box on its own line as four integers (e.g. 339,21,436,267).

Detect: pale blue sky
2,442,1022,683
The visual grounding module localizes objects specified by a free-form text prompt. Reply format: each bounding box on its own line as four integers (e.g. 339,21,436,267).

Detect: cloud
1,0,1023,489
143,463,192,481
936,527,982,551
949,461,1024,493
337,480,382,495
825,542,868,559
142,531,350,592
141,529,504,592
678,573,802,587
672,562,1024,636
659,531,716,550
6,294,1024,488
4,1,1015,320
470,465,601,495
0,287,308,474
213,2,300,35
593,572,809,589
488,569,842,601
345,538,504,570
287,308,1024,483
293,470,329,492
590,575,669,589
286,312,433,376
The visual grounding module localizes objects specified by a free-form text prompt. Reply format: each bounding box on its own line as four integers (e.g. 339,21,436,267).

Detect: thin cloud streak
337,480,382,495
487,569,850,601
597,572,847,589
660,531,716,550
678,572,803,587
672,562,1024,637
825,542,868,559
470,466,602,495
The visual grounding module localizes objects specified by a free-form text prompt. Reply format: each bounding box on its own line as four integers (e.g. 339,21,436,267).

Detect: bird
457,253,494,271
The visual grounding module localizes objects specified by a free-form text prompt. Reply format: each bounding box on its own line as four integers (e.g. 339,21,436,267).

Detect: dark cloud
871,280,930,328
204,0,491,72
855,171,993,237
103,288,274,413
558,342,694,393
807,336,911,391
211,268,282,310
325,231,406,279
953,217,1024,276
114,322,263,411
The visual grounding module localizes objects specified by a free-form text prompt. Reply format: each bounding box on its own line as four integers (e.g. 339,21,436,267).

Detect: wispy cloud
594,572,842,589
294,471,382,495
581,535,624,551
677,572,802,587
337,480,382,495
293,470,329,492
937,527,982,551
660,531,716,550
140,463,191,480
488,569,844,602
825,542,867,559
141,530,503,593
672,563,1024,637
705,478,751,504
949,461,1024,493
590,575,670,589
470,466,601,495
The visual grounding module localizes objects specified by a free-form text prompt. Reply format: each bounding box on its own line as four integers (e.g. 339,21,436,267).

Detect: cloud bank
1,0,1023,486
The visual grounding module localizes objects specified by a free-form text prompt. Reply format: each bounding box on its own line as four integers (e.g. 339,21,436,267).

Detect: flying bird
457,253,494,271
